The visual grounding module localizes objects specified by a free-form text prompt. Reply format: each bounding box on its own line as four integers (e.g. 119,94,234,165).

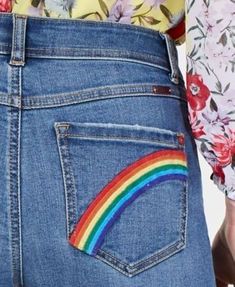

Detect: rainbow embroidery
69,149,188,256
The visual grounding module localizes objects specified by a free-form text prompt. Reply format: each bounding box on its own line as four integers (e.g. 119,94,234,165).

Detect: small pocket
54,122,188,277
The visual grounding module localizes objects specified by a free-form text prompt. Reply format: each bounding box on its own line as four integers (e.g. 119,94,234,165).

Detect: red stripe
166,17,185,40
69,150,185,244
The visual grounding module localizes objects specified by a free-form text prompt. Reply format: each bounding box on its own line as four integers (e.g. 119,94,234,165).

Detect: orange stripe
69,151,185,245
69,150,185,245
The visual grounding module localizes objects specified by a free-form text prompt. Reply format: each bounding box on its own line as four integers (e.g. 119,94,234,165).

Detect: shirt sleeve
185,0,235,200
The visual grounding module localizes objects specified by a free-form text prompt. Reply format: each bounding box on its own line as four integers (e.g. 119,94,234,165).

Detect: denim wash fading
0,12,216,287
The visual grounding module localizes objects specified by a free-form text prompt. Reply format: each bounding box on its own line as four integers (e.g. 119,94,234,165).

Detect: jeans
0,12,216,287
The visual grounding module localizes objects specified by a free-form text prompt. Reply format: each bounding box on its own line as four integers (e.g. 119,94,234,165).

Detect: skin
223,197,235,262
215,197,235,287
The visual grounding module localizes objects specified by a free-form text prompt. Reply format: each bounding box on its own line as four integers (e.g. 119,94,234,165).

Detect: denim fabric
0,13,216,287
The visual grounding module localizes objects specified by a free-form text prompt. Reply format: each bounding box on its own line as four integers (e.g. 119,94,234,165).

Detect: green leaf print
142,16,161,25
218,32,228,46
160,5,173,23
187,25,199,33
187,0,196,13
98,0,109,17
223,83,231,93
210,98,218,112
133,2,144,11
196,17,204,28
44,8,50,17
79,12,103,20
31,0,41,7
203,0,210,8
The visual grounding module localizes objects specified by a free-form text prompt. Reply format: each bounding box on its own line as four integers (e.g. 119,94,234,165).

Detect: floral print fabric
0,0,11,12
186,0,235,200
1,0,235,200
8,0,186,44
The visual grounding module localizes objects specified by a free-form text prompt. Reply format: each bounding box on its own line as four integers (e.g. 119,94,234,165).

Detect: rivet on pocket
68,149,188,256
177,134,185,145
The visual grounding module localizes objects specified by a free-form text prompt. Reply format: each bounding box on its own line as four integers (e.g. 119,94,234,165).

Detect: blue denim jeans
0,13,216,287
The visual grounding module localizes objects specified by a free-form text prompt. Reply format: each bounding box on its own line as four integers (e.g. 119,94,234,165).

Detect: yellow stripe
77,158,186,248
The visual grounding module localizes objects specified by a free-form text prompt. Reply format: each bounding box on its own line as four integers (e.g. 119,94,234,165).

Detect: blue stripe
86,168,187,254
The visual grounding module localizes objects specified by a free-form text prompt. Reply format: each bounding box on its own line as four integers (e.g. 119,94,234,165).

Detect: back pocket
54,122,188,277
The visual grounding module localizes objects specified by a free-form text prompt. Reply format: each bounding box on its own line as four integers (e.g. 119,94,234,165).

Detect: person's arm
185,0,235,201
186,1,235,282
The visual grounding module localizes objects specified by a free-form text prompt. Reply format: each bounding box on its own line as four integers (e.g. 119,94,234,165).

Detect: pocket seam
95,180,188,277
58,134,181,149
96,239,186,277
55,122,185,150
55,126,78,237
54,121,188,277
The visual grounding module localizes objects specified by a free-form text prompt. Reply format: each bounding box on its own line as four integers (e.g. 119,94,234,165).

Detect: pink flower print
188,109,205,139
107,0,134,24
212,163,225,185
201,108,231,135
211,128,235,167
0,0,12,12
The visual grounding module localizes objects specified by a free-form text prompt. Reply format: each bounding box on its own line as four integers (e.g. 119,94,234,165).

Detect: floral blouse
1,0,235,201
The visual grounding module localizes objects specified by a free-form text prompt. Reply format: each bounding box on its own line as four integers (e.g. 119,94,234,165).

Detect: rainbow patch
69,149,188,255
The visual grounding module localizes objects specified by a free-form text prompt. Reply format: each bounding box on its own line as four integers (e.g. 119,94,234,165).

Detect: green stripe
83,163,187,250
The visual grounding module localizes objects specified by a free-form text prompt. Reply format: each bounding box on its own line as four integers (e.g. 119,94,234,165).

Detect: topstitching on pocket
54,122,188,277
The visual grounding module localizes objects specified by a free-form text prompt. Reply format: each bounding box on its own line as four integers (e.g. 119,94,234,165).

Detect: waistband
0,12,182,85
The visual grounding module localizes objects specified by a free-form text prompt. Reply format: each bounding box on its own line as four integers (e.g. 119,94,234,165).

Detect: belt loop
9,13,27,66
159,32,179,85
